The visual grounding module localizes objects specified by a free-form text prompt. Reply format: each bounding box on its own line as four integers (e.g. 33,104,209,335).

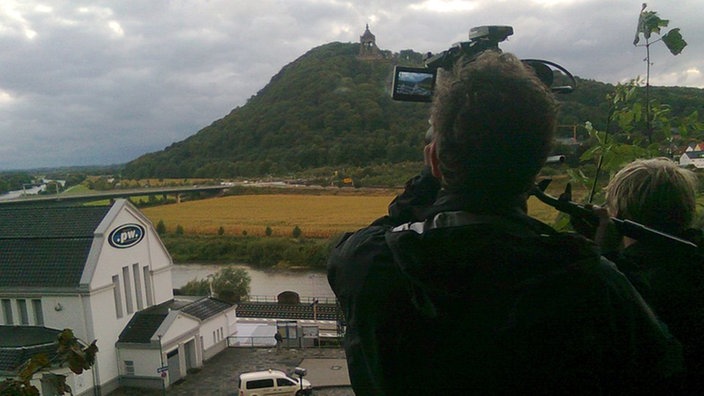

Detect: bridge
0,185,230,206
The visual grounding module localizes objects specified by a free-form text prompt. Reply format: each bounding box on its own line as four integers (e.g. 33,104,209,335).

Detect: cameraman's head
428,50,557,208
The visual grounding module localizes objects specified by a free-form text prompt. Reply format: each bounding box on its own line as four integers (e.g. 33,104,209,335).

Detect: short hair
605,157,698,234
430,50,558,201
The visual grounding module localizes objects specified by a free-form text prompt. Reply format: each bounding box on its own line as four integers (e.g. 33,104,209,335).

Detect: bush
160,235,331,268
180,278,210,296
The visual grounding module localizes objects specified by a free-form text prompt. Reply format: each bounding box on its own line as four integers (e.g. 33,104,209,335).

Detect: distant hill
122,42,704,180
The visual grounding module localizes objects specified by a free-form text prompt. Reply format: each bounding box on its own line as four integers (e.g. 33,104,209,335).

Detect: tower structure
358,24,382,59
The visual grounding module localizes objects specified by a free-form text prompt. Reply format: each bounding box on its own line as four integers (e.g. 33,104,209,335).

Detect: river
171,263,335,301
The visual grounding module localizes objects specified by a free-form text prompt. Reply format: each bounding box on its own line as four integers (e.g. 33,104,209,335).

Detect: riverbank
171,263,334,299
162,234,336,270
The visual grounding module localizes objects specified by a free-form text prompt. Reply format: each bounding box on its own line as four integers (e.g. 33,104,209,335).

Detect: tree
210,266,251,303
564,6,695,213
0,329,98,395
180,278,211,296
633,3,687,143
156,219,166,235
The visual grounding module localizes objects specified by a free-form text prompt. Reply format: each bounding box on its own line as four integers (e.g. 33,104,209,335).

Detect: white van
238,368,313,396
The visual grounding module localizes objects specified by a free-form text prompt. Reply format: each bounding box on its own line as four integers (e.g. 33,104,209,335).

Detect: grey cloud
0,0,701,170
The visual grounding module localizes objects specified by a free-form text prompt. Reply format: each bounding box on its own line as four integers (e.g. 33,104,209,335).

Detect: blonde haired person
606,157,698,238
598,157,704,393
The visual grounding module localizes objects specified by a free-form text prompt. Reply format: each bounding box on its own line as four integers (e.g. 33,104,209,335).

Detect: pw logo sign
109,224,145,248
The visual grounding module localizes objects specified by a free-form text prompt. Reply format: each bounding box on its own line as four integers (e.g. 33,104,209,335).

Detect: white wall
87,202,173,304
81,200,176,391
118,348,162,377
0,296,80,329
86,285,137,389
199,307,237,361
41,296,87,338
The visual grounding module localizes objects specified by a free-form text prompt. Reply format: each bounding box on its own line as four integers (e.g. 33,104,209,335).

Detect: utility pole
158,334,166,396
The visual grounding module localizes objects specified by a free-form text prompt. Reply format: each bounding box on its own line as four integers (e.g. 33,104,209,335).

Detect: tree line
120,41,704,182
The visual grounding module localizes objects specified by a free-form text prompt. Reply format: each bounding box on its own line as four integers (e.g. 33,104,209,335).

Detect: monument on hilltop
358,24,382,59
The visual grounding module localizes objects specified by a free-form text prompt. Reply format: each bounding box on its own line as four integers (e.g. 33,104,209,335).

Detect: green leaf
662,28,687,55
634,8,670,45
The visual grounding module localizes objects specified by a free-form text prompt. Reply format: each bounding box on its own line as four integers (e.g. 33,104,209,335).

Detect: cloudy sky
1,0,702,171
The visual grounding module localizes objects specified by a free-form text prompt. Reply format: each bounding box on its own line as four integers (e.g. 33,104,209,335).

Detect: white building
116,295,236,389
0,199,236,395
679,143,704,169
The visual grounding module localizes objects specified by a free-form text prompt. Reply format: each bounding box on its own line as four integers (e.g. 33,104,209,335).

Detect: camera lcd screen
392,66,436,102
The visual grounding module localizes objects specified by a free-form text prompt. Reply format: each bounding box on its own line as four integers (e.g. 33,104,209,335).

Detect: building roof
0,205,111,238
0,205,111,289
0,326,62,373
118,297,233,344
181,297,233,320
360,24,375,41
0,238,93,288
683,151,704,159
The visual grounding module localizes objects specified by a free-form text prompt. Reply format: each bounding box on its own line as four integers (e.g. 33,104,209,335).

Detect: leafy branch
633,3,687,144
0,329,98,396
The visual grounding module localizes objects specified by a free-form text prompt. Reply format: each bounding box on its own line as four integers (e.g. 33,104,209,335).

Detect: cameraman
327,51,682,395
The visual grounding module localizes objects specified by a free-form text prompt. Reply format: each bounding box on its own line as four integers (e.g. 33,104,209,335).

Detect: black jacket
327,170,683,395
609,235,704,394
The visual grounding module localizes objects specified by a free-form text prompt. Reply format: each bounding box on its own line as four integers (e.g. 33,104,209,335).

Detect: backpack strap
392,210,558,238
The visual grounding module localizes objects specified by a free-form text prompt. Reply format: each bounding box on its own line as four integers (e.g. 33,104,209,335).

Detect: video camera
391,25,576,102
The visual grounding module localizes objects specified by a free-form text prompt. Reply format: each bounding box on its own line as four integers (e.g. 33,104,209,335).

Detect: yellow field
142,194,396,238
141,192,567,238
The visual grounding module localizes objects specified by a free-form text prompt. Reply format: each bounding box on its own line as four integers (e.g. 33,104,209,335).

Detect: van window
247,379,274,389
277,378,296,386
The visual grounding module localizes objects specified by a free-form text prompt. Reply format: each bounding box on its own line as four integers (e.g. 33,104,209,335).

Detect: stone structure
358,24,382,59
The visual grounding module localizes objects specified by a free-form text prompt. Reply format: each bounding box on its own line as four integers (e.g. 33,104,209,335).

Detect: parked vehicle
238,368,313,396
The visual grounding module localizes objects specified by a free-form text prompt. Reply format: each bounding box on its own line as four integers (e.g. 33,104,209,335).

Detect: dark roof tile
0,205,112,289
181,298,233,320
117,300,181,344
0,238,93,288
0,205,111,239
0,326,62,372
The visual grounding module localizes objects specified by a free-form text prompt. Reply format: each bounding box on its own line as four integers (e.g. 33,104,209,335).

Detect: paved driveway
108,346,353,396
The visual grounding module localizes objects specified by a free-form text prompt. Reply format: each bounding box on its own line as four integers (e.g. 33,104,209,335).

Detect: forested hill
122,42,704,180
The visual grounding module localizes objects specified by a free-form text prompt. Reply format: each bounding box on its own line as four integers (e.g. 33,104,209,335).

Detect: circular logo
108,224,145,248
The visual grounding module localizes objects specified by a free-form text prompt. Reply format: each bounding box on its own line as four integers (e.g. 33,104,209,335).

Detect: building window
143,266,154,307
113,275,123,318
1,299,12,324
123,266,133,314
133,263,143,310
32,299,44,326
124,360,135,376
17,299,29,325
